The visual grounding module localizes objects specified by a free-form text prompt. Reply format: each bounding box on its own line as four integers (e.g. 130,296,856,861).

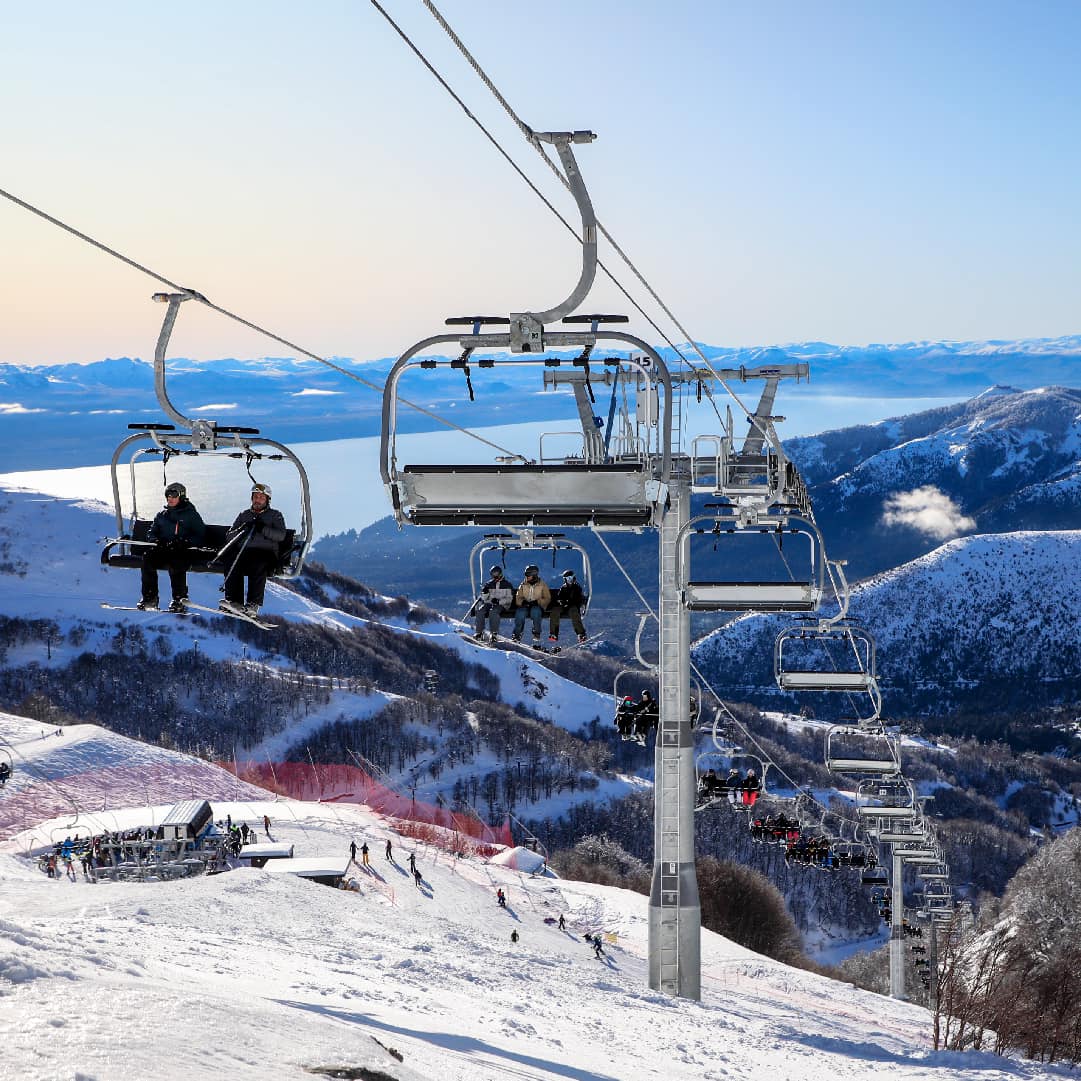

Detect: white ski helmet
251,482,272,499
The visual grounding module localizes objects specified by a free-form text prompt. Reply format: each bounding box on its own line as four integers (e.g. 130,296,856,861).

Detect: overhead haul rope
410,0,778,452
0,186,522,461
368,0,687,367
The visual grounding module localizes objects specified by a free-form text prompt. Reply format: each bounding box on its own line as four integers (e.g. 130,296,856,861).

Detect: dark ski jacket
230,506,287,554
552,581,587,611
149,500,206,548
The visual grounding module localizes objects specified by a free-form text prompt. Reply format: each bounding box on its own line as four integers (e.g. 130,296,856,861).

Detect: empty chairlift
379,131,672,531
679,511,825,614
775,623,881,700
825,724,901,777
855,777,918,827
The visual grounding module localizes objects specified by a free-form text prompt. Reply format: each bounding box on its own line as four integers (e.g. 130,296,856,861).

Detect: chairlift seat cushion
102,519,298,574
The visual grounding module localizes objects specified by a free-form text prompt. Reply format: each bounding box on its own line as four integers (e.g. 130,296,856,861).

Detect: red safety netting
225,760,513,855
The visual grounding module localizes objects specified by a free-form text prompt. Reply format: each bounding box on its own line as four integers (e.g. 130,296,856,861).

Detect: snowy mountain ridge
694,530,1081,716
783,385,1081,580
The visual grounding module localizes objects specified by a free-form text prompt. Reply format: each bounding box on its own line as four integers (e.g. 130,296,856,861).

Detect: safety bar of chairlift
677,512,826,613
107,431,313,570
380,337,672,488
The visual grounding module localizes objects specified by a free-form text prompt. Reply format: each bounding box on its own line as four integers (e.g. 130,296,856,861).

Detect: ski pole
218,526,255,595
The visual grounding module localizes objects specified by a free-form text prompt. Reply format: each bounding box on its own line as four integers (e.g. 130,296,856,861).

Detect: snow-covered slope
0,483,609,731
0,715,1062,1081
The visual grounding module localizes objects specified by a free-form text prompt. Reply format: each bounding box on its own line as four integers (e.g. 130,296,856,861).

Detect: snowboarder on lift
615,696,638,739
633,689,658,744
548,569,589,646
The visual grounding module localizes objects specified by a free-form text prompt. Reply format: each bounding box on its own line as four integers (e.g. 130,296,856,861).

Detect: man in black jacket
548,569,589,645
138,482,206,611
220,483,287,618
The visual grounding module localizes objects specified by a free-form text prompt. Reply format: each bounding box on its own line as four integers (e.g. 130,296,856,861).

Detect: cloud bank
881,485,976,539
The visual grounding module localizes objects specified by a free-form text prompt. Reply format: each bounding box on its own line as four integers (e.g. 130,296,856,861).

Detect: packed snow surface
0,715,1068,1081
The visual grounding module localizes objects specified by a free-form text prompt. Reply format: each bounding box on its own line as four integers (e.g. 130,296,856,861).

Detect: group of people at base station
137,481,287,619
473,565,589,646
749,813,802,845
614,690,659,744
696,766,761,806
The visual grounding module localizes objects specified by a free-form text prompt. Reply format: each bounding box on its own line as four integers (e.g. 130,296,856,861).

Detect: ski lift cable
0,186,523,461
368,0,689,369
411,0,780,449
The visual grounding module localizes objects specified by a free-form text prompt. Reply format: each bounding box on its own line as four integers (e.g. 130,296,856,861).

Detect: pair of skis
100,602,278,630
461,631,598,656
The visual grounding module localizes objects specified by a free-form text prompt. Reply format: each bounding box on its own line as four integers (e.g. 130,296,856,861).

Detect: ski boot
167,597,188,614
136,598,158,611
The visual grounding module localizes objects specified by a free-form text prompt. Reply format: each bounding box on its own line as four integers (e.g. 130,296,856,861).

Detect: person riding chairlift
220,483,288,619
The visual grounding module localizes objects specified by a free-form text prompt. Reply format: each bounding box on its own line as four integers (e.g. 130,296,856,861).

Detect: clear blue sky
2,1,1079,365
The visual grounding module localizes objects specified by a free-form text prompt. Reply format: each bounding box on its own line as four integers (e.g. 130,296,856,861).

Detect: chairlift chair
855,777,917,825
678,511,825,613
379,132,672,531
100,292,313,579
468,530,592,610
825,724,901,777
775,623,881,699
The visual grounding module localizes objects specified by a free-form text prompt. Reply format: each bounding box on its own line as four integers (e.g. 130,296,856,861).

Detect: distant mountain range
2,334,1079,469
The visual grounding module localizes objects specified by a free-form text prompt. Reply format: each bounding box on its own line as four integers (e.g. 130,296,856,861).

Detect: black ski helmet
562,569,576,579
524,564,539,576
164,482,186,500
488,566,504,577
